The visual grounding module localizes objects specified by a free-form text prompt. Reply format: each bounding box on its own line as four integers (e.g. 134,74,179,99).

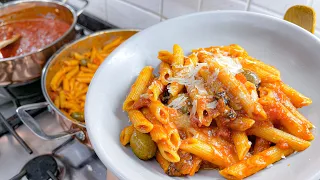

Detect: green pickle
130,129,156,160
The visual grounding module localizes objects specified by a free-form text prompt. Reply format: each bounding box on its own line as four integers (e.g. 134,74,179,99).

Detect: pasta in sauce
120,44,314,179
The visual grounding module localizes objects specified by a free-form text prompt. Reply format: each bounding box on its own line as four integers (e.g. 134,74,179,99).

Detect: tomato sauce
0,18,70,58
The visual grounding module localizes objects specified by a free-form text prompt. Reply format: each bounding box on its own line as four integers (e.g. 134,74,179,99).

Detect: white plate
86,11,320,180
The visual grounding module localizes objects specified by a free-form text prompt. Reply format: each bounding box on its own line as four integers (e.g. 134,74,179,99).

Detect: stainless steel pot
16,30,139,147
0,0,88,86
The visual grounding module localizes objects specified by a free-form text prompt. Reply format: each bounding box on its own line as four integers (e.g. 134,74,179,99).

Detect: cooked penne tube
63,79,69,91
157,140,180,162
228,117,255,131
259,85,314,129
128,110,153,133
72,52,85,60
150,124,167,142
149,101,169,124
220,146,294,179
172,44,184,67
156,151,170,173
180,138,232,168
64,59,79,66
168,82,184,97
232,131,251,160
159,62,173,85
50,66,73,91
147,79,165,101
119,125,134,146
242,64,281,83
240,57,280,77
253,137,270,154
163,122,181,148
280,82,312,108
80,66,95,73
87,62,99,70
248,125,310,151
259,98,313,141
76,77,92,83
158,50,172,64
123,66,154,111
103,37,123,51
184,53,199,66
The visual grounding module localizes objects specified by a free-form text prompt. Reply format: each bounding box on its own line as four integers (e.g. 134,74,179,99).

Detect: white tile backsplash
67,0,107,21
106,0,161,29
162,0,200,19
75,0,320,39
312,0,320,30
251,0,308,15
248,4,282,18
201,0,246,11
123,0,162,14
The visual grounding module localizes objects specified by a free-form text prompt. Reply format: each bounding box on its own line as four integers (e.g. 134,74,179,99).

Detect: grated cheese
206,100,218,109
251,90,259,101
248,141,252,146
168,94,188,109
191,99,197,116
140,93,149,99
213,55,243,75
281,155,286,159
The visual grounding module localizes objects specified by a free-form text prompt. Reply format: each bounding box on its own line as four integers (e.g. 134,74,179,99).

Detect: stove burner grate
10,155,59,180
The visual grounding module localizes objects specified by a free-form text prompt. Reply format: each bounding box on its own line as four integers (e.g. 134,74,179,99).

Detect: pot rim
0,0,78,62
41,29,140,128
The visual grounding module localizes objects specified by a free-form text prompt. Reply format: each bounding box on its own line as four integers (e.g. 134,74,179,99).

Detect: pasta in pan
49,37,125,123
120,44,314,179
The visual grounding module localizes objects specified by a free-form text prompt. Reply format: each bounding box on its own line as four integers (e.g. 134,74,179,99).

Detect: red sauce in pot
0,18,70,58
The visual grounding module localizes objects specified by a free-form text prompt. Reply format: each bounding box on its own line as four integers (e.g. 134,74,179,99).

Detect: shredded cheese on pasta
206,101,218,109
168,94,188,109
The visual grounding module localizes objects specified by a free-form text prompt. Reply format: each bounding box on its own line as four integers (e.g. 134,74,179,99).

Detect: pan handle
62,0,89,16
16,102,85,141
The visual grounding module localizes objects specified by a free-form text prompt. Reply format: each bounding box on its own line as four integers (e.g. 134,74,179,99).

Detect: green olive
71,112,85,122
80,59,88,66
241,69,261,87
130,129,156,160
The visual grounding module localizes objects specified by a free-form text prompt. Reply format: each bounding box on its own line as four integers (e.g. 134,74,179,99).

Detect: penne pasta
119,125,134,146
159,62,173,85
157,140,180,162
180,138,232,168
220,146,294,179
248,125,310,151
147,79,165,101
280,82,312,108
149,101,169,124
123,66,154,111
128,110,153,133
120,44,315,178
259,97,313,141
228,117,255,131
232,131,251,160
158,50,172,64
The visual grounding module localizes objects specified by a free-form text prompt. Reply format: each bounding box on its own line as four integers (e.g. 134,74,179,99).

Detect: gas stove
0,10,118,180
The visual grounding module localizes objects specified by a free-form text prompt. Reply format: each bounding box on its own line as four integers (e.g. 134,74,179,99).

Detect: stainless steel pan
16,29,139,147
0,0,88,86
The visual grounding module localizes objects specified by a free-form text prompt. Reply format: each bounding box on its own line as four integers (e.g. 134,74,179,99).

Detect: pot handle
62,0,89,16
16,102,85,141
